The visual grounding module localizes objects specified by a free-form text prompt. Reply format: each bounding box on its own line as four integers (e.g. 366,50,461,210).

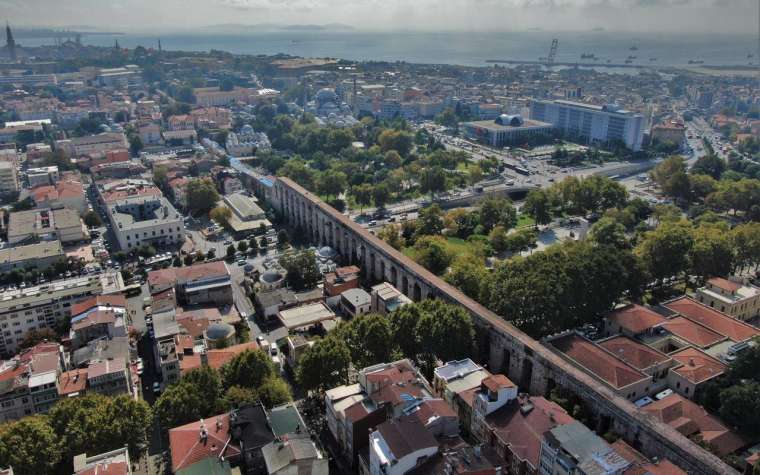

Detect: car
152,382,161,395
237,259,247,266
270,346,279,357
224,239,233,245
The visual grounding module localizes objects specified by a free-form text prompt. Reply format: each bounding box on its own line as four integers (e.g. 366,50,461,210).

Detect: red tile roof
669,347,726,384
598,336,670,370
482,374,516,392
58,368,88,396
71,310,117,332
376,417,438,460
76,461,128,475
179,342,259,375
608,304,666,335
643,394,745,456
70,295,127,318
169,413,241,472
665,297,760,343
659,316,725,348
551,334,649,389
707,277,741,293
486,396,575,469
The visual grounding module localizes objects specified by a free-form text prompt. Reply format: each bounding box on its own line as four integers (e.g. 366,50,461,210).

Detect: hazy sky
2,0,758,34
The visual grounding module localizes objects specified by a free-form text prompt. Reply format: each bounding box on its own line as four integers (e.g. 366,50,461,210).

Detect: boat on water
629,46,638,51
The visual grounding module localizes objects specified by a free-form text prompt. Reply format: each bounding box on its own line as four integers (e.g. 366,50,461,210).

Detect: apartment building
0,275,105,356
0,342,65,422
0,162,19,196
26,166,59,188
30,180,87,214
7,207,88,245
0,240,64,273
530,99,645,151
147,261,232,306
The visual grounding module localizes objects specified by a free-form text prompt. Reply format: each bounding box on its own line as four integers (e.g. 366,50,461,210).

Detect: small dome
317,246,336,260
206,322,235,341
260,270,284,284
316,88,337,104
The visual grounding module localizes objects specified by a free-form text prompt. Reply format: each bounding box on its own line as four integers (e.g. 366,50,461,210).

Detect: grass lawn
402,236,484,264
516,213,535,228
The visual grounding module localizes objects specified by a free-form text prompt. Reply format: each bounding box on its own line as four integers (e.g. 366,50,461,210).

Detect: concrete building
55,133,128,158
370,282,412,315
106,195,184,251
530,99,645,151
0,240,64,273
26,166,59,188
0,275,106,356
7,208,88,245
0,162,19,196
147,261,232,306
538,421,629,475
368,417,438,475
219,192,271,238
86,358,132,397
277,302,336,332
0,342,65,422
30,180,87,214
696,277,760,322
339,288,371,318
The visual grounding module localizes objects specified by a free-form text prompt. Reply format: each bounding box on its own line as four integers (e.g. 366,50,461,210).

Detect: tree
691,154,726,180
129,135,144,156
589,217,628,249
650,156,691,200
0,416,62,475
488,225,510,254
279,250,321,291
185,178,220,216
412,236,453,275
378,224,404,250
316,171,347,199
154,383,204,430
296,335,351,392
226,245,236,259
257,377,292,408
635,221,694,284
415,204,444,237
384,150,403,168
209,206,232,227
732,222,760,272
183,254,194,266
237,240,249,253
219,385,259,410
445,256,485,299
340,314,395,368
415,299,475,364
719,381,760,435
83,210,102,228
688,224,734,282
479,196,517,233
372,183,390,209
378,129,414,157
49,394,151,459
18,327,58,350
351,184,373,214
276,229,289,250
181,367,223,416
524,189,552,227
221,349,274,390
419,166,447,200
153,164,168,188
136,245,157,258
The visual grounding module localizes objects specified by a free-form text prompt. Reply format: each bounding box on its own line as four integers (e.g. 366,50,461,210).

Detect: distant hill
203,23,355,32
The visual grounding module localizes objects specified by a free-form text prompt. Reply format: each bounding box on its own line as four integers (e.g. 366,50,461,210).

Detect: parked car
152,382,161,395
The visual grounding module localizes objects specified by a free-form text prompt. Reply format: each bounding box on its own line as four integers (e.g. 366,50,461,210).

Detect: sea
18,30,759,70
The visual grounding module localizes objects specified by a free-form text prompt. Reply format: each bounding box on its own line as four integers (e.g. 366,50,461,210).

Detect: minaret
114,39,120,50
158,38,162,53
6,22,17,61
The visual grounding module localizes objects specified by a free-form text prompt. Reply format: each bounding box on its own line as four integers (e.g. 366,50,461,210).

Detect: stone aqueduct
266,176,734,475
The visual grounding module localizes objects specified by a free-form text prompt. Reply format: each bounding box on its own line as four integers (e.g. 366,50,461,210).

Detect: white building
55,133,128,158
225,125,271,156
369,418,438,475
7,208,88,245
530,99,645,151
696,277,760,322
106,195,185,251
26,166,59,188
0,275,108,356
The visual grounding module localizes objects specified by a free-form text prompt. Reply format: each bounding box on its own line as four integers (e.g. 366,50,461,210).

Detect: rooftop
277,302,335,331
665,297,760,343
551,334,649,390
375,417,438,461
598,336,670,371
659,316,725,348
608,304,667,335
669,347,726,384
169,412,241,473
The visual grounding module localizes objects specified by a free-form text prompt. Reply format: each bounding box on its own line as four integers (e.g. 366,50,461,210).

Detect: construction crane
547,39,559,67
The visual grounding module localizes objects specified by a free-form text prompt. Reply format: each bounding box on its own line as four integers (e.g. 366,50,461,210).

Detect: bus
123,283,142,297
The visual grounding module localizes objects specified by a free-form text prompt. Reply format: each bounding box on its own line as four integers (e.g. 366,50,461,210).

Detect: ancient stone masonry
269,176,736,475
